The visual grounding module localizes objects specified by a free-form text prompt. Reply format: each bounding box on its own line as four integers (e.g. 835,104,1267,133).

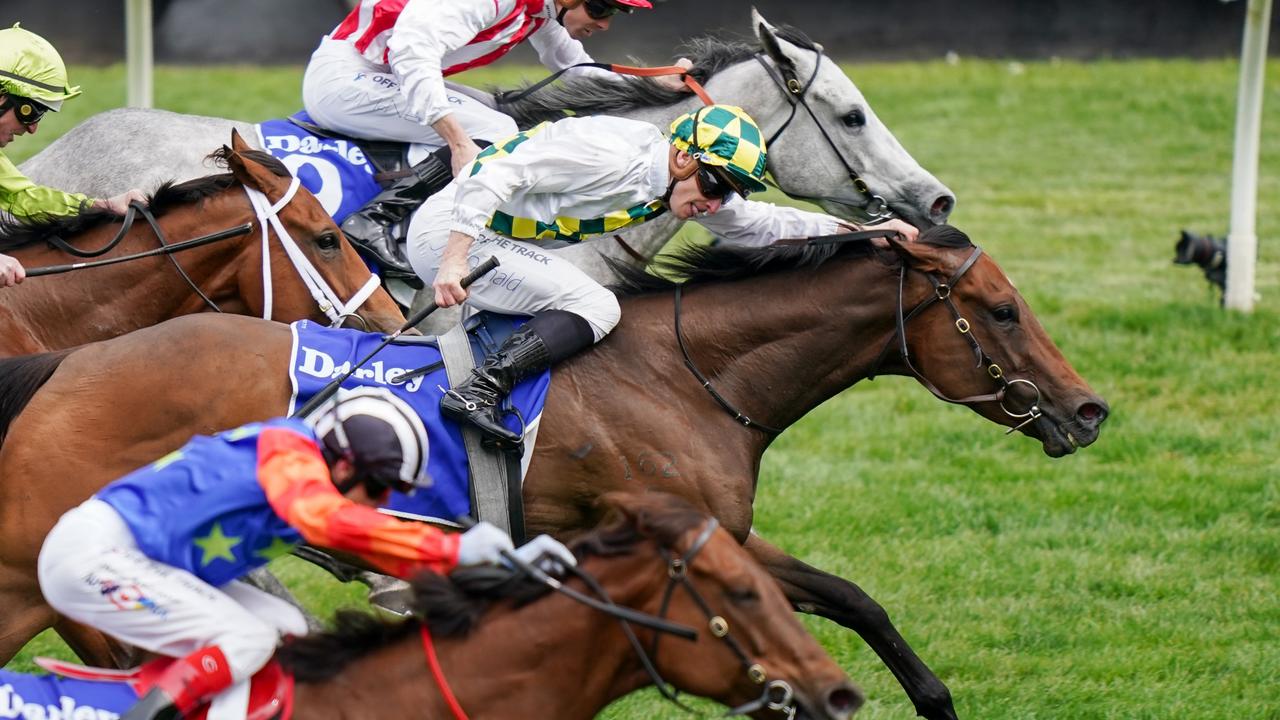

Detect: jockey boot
121,646,234,720
340,150,452,279
440,311,595,447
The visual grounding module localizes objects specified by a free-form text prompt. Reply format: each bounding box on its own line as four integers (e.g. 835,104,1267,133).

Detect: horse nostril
826,684,865,717
1077,401,1108,426
930,194,955,220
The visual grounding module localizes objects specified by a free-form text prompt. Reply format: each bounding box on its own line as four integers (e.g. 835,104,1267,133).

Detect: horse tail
0,350,73,447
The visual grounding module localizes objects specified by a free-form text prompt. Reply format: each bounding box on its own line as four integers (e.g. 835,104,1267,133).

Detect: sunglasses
6,96,48,126
583,0,623,20
694,163,748,201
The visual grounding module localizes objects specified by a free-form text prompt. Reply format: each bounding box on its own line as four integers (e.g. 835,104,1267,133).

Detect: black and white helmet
311,387,430,495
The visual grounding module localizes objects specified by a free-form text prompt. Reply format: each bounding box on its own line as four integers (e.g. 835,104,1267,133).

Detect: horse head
878,227,1109,457
749,10,955,228
223,129,405,333
589,491,863,719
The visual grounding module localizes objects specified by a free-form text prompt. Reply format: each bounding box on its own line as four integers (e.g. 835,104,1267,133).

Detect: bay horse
275,492,861,719
0,226,1108,719
19,11,954,289
0,131,405,356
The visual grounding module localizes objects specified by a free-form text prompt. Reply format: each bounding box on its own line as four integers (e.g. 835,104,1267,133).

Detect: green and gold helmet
0,24,81,111
668,104,768,195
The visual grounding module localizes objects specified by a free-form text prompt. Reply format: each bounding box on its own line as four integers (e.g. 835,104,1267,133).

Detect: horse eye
992,305,1019,323
316,232,341,251
726,586,760,604
842,110,866,128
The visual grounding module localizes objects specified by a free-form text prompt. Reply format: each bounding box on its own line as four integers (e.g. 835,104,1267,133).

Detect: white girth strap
244,178,382,325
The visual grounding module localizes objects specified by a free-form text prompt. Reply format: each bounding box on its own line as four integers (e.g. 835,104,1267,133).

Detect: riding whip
292,256,500,419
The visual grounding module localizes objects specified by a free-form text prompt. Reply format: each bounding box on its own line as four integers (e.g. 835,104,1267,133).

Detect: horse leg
0,573,58,666
743,533,959,720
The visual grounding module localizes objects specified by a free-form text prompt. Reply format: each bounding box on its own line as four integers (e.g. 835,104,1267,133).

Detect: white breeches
38,499,309,687
406,183,622,341
302,38,518,149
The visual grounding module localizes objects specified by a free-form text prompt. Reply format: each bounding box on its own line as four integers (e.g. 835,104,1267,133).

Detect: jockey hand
655,57,695,92
93,188,148,216
512,534,576,576
432,236,472,307
449,138,483,177
0,253,25,288
841,218,920,245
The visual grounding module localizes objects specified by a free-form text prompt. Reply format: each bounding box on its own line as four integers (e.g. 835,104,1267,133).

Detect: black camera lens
1174,230,1227,292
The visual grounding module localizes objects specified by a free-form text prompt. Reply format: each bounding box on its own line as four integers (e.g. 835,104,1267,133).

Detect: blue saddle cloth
0,668,136,717
256,111,381,224
286,318,551,525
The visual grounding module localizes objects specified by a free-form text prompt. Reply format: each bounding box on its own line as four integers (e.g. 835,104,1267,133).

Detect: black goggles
583,0,624,20
5,96,49,126
695,163,748,201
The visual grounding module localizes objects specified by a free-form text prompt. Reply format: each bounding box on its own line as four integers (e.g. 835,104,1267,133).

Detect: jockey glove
457,521,575,575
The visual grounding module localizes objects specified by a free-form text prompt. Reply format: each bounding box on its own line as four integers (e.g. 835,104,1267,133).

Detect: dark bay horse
0,131,404,355
0,226,1107,719
276,492,861,719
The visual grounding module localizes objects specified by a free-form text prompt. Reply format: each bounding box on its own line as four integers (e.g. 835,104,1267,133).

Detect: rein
498,62,713,106
752,51,894,222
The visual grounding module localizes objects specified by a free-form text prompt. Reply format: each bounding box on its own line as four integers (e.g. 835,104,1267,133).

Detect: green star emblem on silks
194,523,242,566
254,536,298,562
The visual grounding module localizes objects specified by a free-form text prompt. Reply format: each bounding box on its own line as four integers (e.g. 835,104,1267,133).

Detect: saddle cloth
255,111,384,224
19,656,293,720
286,319,552,526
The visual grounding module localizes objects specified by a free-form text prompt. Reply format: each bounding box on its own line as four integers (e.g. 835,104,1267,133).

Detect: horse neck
606,255,905,446
300,559,669,720
0,193,258,355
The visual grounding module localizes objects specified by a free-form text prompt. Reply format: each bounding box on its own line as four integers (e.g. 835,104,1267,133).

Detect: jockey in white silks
407,104,919,446
302,0,688,266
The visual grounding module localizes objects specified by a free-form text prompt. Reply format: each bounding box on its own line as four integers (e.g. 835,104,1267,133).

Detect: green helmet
668,104,769,194
0,24,81,111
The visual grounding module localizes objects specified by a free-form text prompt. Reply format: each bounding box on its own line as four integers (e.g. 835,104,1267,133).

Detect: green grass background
7,58,1279,718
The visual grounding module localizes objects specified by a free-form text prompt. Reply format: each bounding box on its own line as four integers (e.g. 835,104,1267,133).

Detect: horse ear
884,232,948,275
230,128,252,153
752,8,796,75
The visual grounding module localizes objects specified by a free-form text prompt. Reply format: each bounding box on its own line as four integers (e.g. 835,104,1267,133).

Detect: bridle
565,518,800,718
35,176,381,328
858,238,1045,434
753,48,895,223
419,518,799,720
675,231,1045,437
243,177,382,327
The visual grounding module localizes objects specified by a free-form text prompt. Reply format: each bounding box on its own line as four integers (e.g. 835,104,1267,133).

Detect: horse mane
0,147,289,253
497,25,819,127
277,492,708,683
610,224,972,296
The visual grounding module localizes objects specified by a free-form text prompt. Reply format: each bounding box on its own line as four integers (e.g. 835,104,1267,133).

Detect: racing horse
0,132,405,355
275,492,861,719
18,11,955,289
0,226,1108,720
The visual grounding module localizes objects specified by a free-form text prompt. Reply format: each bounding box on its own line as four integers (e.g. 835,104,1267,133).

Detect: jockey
0,23,146,288
302,0,688,272
37,387,574,720
408,104,919,446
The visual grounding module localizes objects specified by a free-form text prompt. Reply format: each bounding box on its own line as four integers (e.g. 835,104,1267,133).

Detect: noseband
754,48,894,222
864,241,1045,433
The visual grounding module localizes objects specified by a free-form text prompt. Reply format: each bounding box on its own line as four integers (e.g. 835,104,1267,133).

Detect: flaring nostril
931,195,955,219
1077,401,1107,426
827,685,865,716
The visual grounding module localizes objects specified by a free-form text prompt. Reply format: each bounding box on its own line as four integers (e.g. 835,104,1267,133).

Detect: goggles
695,162,749,201
4,95,48,126
583,0,624,20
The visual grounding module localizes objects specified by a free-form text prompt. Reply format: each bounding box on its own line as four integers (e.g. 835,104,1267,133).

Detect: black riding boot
440,311,594,447
340,150,452,278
